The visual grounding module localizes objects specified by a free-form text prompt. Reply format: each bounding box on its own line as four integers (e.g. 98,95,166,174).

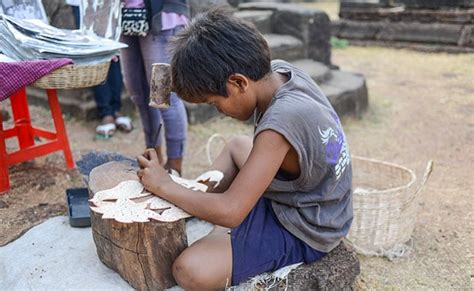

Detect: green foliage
330,36,349,49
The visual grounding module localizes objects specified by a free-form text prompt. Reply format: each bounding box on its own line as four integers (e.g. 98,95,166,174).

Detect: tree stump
88,161,187,290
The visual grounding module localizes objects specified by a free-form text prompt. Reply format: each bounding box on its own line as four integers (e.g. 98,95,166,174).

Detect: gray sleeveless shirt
254,60,353,253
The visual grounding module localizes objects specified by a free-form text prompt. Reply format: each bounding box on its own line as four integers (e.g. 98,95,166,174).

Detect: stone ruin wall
334,0,474,52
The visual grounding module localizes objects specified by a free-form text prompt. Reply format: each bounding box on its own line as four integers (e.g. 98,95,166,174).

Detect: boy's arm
138,130,291,228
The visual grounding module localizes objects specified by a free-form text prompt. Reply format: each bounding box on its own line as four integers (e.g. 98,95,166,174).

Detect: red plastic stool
0,87,75,194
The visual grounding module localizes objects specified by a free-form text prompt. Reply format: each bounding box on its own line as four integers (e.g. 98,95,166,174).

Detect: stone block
376,22,464,44
240,3,332,64
340,7,474,24
265,34,305,61
459,25,474,47
184,102,220,124
273,7,332,64
234,10,273,33
291,59,332,84
340,0,382,11
394,0,474,9
320,70,368,117
188,0,233,17
336,20,384,40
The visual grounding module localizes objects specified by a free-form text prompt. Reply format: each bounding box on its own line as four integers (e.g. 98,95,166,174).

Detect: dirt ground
0,43,472,288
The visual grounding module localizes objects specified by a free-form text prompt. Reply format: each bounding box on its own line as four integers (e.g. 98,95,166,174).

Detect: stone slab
333,20,384,40
272,8,331,64
340,0,382,11
264,34,305,61
395,0,474,9
376,22,464,44
459,24,474,46
234,10,273,34
320,70,368,117
291,59,332,84
339,7,474,24
346,39,474,53
184,102,220,124
240,2,332,64
334,20,467,46
188,0,233,17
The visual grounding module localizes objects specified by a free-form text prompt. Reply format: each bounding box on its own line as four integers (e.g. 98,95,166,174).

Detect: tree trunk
88,161,187,290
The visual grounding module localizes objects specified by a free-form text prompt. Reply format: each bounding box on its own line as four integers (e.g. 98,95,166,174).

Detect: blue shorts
230,197,326,285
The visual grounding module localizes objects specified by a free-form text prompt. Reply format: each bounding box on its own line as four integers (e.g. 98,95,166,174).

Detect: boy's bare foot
165,158,182,176
154,147,182,175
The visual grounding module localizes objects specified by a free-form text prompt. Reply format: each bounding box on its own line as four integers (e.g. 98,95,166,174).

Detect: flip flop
115,116,133,132
96,123,116,139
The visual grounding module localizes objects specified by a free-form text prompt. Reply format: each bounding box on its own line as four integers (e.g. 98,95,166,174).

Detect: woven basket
347,156,433,258
33,62,111,89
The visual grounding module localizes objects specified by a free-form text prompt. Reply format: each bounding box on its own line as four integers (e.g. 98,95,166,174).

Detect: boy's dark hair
170,8,271,103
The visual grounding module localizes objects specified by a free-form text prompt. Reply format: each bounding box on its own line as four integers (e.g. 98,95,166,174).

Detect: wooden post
88,161,187,290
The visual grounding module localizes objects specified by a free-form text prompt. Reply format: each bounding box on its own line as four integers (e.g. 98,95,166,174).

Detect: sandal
95,123,116,139
115,116,133,132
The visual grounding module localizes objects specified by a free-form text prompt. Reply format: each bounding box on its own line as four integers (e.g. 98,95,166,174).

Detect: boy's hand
137,149,172,195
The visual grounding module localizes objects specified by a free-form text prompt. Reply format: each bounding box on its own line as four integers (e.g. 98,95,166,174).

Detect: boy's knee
172,252,206,290
226,135,252,169
227,135,252,153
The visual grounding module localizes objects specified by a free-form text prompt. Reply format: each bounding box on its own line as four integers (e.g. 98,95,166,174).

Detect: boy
137,8,353,290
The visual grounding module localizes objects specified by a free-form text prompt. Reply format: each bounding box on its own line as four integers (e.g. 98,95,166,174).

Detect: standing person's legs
108,60,123,115
93,81,114,118
139,27,188,173
160,93,187,173
108,59,133,132
121,35,162,160
93,62,116,137
71,5,80,29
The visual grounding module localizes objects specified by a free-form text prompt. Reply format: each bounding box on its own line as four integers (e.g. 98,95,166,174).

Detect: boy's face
205,75,256,121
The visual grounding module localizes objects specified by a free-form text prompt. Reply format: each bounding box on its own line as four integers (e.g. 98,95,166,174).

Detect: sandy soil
0,45,472,289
